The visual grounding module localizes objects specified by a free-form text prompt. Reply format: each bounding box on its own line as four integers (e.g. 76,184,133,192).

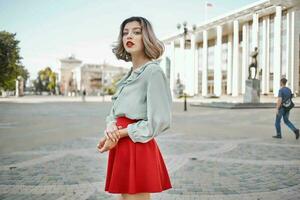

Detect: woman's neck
131,53,151,71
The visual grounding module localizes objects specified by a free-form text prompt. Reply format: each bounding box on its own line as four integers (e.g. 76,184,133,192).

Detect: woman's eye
122,32,128,36
134,31,141,35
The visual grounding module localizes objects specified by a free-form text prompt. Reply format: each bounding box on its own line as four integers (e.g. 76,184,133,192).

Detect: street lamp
176,21,197,111
177,21,197,49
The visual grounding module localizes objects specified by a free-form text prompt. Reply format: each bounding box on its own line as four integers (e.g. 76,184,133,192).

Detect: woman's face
122,21,144,56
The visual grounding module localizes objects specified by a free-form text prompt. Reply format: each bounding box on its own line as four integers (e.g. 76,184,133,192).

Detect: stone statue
174,73,185,98
248,47,259,80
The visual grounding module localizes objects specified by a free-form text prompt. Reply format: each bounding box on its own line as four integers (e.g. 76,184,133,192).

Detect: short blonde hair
112,16,165,62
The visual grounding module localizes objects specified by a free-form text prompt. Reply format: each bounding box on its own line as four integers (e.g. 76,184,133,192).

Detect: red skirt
104,116,172,194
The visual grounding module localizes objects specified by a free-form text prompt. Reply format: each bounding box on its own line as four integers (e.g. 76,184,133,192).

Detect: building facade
162,0,300,97
59,55,82,96
76,63,127,95
59,55,127,96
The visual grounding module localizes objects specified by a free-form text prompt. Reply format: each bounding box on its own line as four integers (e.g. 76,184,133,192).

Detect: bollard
184,93,187,111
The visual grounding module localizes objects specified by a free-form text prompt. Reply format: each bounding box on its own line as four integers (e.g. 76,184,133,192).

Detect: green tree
34,67,57,94
0,31,29,91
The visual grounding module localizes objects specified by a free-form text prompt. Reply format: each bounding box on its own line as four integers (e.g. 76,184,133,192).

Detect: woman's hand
98,138,118,153
97,136,107,150
105,123,122,142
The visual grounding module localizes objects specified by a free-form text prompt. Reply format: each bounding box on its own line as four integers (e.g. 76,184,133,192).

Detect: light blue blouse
105,60,172,143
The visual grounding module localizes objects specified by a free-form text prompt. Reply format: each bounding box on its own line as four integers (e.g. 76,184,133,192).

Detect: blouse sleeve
127,67,172,143
105,106,116,130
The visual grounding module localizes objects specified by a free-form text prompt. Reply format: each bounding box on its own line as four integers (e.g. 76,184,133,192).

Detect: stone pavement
0,102,299,200
1,94,300,104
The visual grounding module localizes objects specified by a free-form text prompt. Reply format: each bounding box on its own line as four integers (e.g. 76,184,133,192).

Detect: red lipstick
126,41,134,48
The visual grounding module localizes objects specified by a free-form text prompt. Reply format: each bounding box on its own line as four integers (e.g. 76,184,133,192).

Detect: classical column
227,34,233,95
170,41,176,96
214,25,222,96
232,20,240,96
286,11,292,89
179,37,186,88
273,6,282,96
202,30,208,96
190,34,195,95
252,13,259,50
290,9,298,93
191,34,199,95
242,23,249,94
266,16,270,93
261,16,270,94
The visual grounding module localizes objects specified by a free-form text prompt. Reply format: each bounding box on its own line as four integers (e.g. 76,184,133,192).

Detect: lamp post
177,22,197,49
176,22,196,111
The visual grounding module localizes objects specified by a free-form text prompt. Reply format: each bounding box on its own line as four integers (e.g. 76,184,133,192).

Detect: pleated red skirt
105,116,172,194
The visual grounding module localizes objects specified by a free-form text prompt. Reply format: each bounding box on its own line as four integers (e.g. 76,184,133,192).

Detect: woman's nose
126,31,134,39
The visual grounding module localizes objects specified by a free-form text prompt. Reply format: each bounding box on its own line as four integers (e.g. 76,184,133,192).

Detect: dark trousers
275,107,297,136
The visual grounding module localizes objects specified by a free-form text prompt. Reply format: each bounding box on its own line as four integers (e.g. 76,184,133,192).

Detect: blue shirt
105,60,172,143
278,87,292,103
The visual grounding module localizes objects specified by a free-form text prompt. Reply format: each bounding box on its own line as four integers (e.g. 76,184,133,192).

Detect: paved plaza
0,98,300,200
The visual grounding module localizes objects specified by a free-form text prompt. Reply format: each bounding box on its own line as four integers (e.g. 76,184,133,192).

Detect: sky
0,0,258,80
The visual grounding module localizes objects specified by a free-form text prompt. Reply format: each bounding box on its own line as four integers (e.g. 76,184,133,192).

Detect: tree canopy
33,67,57,94
0,31,29,91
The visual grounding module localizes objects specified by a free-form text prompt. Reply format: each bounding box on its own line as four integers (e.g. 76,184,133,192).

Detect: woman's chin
125,49,135,53
127,50,143,56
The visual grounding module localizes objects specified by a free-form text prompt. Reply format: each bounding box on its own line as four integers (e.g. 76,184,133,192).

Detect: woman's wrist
118,128,128,138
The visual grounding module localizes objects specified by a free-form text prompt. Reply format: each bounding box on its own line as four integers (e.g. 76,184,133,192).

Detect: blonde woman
97,16,172,200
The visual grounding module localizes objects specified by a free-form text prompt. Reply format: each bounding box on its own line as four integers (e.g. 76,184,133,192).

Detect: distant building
59,55,127,96
161,0,300,97
59,55,82,96
76,62,127,95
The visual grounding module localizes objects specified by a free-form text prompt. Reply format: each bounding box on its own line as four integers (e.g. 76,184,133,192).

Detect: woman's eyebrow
123,27,142,31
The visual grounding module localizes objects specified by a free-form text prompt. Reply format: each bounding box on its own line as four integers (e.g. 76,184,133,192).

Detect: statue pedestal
244,79,260,103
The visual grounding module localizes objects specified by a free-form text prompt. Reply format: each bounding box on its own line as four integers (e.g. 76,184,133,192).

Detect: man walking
82,89,86,102
273,78,299,139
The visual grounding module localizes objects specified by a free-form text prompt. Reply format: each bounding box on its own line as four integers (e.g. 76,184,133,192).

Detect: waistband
116,116,140,128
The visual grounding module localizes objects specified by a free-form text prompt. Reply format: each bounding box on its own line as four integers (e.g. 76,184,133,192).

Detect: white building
162,0,300,97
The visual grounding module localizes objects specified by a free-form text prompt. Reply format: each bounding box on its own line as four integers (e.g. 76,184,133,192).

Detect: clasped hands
97,123,122,153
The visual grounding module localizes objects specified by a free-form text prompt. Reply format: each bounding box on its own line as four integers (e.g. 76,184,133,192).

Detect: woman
97,16,172,200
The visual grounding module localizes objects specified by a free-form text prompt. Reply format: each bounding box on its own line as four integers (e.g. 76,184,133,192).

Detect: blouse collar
131,60,155,75
112,60,158,101
117,60,157,86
